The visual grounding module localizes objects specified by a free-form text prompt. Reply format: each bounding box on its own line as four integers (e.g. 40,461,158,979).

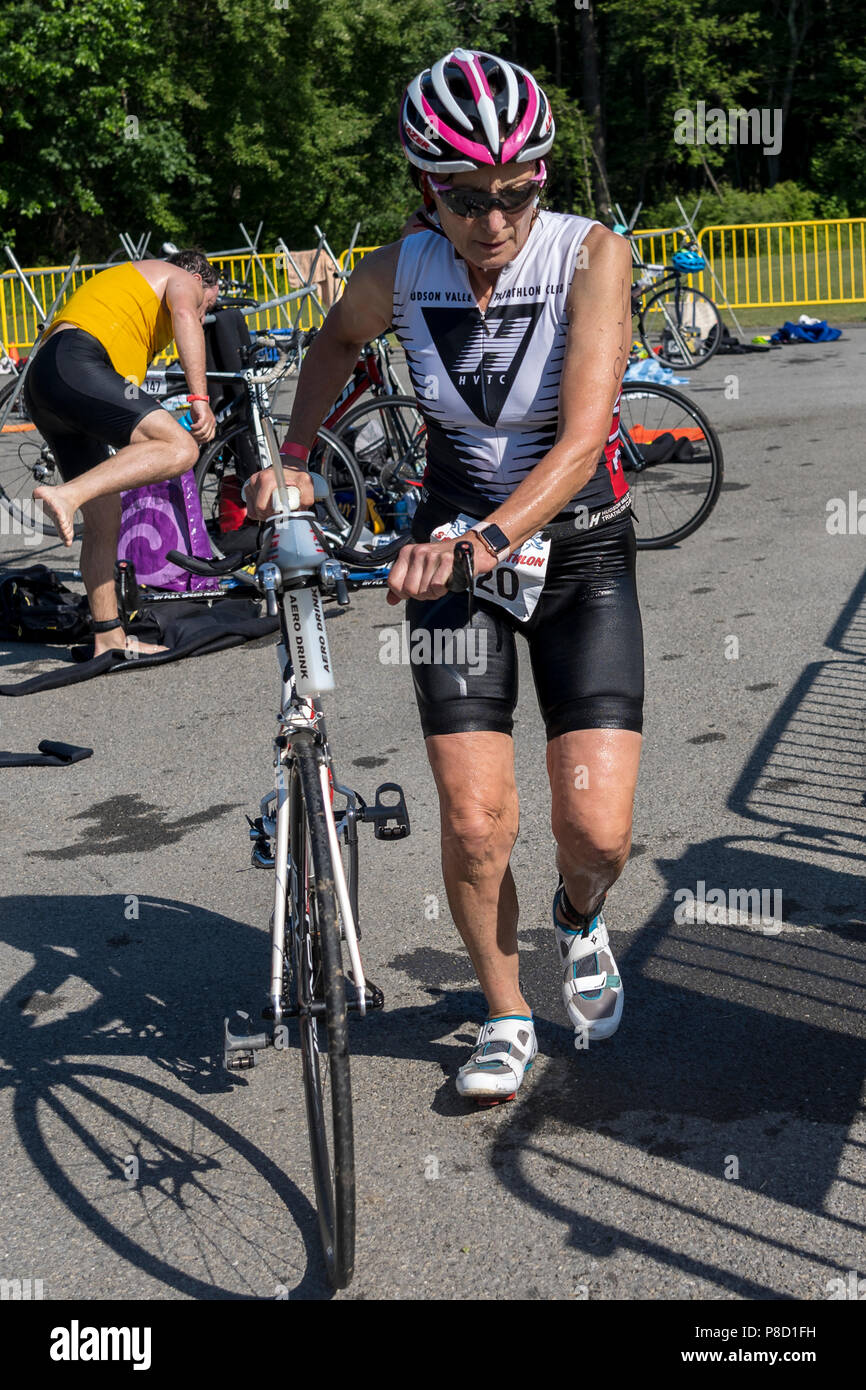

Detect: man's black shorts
23,328,164,482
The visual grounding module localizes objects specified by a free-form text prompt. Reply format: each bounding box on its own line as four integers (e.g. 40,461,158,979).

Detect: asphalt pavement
0,327,864,1302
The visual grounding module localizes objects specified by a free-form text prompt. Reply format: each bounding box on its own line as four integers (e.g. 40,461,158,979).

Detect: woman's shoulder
537,209,603,242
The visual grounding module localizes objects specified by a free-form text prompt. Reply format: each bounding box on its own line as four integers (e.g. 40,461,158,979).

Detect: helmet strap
419,172,437,212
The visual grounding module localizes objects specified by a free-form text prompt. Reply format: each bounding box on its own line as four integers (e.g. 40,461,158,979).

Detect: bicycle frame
264,577,368,1024
322,337,403,432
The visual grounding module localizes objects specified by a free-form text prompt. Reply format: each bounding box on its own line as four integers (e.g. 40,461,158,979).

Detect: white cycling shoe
456,1014,537,1104
553,884,623,1046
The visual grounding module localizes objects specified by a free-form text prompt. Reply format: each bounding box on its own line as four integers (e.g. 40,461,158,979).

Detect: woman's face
429,161,542,273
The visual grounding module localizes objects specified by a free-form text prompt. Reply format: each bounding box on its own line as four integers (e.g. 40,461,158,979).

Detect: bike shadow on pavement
0,891,336,1300
463,563,866,1298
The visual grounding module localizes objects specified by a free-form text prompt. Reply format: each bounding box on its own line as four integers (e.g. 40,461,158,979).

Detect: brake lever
447,539,475,625
166,548,253,577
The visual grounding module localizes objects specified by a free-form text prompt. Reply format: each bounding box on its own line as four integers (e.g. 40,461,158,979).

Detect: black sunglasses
428,166,546,220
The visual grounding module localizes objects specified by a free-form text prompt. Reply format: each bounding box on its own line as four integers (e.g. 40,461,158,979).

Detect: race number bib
431,513,551,623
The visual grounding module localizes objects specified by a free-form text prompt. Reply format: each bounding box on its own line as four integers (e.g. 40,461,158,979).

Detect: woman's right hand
243,467,316,519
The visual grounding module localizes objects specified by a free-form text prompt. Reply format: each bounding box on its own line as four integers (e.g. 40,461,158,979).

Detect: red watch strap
187,394,210,403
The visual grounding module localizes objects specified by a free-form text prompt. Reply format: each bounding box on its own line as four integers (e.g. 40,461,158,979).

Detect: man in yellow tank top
24,250,219,655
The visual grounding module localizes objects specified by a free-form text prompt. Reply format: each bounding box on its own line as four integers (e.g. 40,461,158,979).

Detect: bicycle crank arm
261,980,385,1021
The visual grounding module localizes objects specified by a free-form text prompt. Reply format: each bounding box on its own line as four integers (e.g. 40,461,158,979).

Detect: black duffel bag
0,565,91,643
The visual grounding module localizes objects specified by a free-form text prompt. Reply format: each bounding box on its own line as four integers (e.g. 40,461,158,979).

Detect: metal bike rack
0,246,80,430
615,196,745,338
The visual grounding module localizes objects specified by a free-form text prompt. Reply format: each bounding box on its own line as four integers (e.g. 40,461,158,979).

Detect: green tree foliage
1,0,863,264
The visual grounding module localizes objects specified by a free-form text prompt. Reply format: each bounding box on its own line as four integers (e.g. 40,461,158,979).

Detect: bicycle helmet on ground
399,48,555,174
671,247,706,272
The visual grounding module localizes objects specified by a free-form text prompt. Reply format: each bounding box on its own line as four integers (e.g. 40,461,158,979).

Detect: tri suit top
392,209,628,524
46,262,174,387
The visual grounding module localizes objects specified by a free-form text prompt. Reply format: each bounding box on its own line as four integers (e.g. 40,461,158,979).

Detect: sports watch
471,523,512,560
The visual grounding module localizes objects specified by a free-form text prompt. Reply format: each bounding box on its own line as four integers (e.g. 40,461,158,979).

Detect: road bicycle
145,328,369,557
168,460,410,1290
187,330,407,549
630,242,722,369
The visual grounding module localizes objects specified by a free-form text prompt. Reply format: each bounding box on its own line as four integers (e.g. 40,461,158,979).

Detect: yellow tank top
49,263,174,386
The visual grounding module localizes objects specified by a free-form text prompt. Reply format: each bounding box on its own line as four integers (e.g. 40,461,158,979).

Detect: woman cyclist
246,47,643,1103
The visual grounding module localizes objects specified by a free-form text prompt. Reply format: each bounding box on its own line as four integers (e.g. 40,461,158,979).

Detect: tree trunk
767,0,811,185
579,4,612,219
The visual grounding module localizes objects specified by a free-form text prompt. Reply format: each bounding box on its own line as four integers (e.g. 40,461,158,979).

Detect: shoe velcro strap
563,972,608,997
470,1049,520,1071
467,1017,533,1069
557,921,609,970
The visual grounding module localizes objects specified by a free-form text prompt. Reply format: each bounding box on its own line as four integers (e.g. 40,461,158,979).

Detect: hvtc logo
422,304,543,425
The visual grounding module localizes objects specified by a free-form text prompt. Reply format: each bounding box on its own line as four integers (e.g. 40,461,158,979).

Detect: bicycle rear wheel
194,419,366,556
193,421,252,556
330,394,426,537
619,381,723,548
639,285,721,368
288,737,354,1289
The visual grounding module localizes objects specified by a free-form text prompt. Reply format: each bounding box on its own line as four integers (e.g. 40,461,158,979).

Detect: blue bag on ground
771,320,841,343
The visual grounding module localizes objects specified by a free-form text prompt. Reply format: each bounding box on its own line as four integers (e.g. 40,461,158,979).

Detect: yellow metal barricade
0,252,326,361
698,219,866,309
339,246,378,274
0,262,108,359
7,220,862,360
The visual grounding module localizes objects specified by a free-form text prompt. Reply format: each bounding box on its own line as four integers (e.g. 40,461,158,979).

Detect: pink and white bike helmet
399,48,555,173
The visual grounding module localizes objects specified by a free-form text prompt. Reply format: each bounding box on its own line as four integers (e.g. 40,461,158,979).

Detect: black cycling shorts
405,495,644,742
23,328,164,482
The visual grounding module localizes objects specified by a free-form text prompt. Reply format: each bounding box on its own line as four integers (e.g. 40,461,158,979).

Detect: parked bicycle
629,240,722,369
168,460,410,1290
150,332,368,556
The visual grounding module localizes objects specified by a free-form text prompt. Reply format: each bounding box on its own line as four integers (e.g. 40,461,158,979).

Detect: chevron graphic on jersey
422,304,544,425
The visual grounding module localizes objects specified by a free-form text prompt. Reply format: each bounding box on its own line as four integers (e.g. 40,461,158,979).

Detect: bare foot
33,486,77,546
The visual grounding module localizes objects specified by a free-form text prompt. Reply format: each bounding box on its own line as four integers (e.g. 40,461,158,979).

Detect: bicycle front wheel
0,378,84,540
288,737,354,1289
639,285,721,368
618,381,724,548
333,394,426,485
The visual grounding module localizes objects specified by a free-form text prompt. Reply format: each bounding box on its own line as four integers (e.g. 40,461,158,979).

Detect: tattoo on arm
613,276,628,381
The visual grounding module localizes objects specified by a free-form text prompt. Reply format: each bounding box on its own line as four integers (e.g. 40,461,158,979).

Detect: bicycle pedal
365,782,410,841
247,815,274,868
223,1013,270,1070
